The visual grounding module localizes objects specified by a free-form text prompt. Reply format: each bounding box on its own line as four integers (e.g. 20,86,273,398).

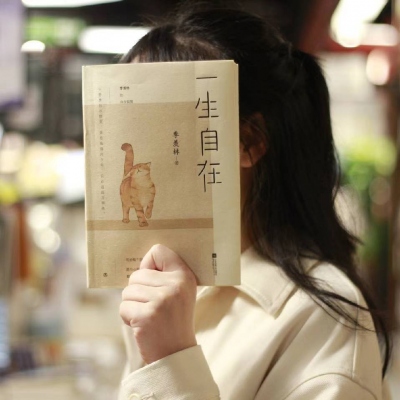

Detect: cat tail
121,143,134,176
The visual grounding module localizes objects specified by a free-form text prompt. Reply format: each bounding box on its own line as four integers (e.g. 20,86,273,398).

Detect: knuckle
128,270,139,285
151,243,163,253
133,326,145,341
135,305,157,329
119,301,126,315
121,286,130,300
129,317,138,328
149,300,163,316
170,281,184,298
119,302,130,323
165,280,187,304
184,271,198,289
153,288,166,304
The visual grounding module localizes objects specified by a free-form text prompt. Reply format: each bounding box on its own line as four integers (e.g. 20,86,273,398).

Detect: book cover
82,60,240,288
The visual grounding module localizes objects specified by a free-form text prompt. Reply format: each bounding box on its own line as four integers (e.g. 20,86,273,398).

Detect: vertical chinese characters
119,86,133,104
98,88,105,213
196,76,222,192
173,131,180,165
201,128,218,155
195,90,219,118
197,160,221,193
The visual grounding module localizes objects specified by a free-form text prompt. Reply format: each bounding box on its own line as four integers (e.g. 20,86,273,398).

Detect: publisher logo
212,253,217,276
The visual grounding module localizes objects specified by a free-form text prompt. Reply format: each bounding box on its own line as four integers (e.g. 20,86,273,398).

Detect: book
82,60,240,288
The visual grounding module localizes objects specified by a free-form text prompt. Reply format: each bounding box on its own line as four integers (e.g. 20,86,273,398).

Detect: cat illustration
120,143,155,227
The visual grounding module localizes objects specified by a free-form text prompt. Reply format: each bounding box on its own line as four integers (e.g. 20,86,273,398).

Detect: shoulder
239,246,371,320
309,261,367,310
235,248,383,399
238,247,366,318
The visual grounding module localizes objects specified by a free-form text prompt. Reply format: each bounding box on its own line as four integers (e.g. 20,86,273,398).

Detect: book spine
82,66,96,288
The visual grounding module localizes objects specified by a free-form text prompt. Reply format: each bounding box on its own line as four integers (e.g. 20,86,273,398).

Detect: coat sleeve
118,345,220,400
120,323,144,376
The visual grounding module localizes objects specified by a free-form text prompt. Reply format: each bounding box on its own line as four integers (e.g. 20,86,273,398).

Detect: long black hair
120,4,391,375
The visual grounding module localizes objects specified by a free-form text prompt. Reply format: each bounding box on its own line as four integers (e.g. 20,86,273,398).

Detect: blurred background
0,0,399,398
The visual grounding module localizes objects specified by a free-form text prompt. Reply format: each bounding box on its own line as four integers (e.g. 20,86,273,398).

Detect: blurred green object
340,134,396,305
26,16,86,47
341,134,395,211
0,180,19,205
342,134,396,179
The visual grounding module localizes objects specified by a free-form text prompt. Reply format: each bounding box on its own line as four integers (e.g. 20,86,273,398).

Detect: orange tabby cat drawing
120,143,156,227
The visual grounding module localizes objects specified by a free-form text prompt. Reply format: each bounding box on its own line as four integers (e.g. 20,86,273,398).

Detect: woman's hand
119,244,198,364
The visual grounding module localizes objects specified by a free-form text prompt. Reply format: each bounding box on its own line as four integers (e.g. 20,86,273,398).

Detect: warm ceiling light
331,23,398,48
331,0,388,47
21,40,46,53
361,24,398,47
22,0,122,7
78,26,150,54
366,49,391,85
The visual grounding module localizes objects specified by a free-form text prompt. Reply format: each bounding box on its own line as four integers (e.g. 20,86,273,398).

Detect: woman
118,6,391,399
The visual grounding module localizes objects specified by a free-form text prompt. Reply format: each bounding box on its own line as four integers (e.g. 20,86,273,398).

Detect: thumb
140,244,190,273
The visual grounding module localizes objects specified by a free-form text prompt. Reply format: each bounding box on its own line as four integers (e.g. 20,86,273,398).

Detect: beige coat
119,247,387,400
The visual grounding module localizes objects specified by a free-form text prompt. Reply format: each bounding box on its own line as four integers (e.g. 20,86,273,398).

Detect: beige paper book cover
83,60,240,288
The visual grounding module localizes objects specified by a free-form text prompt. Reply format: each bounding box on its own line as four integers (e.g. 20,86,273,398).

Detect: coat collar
238,247,321,315
197,247,320,317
